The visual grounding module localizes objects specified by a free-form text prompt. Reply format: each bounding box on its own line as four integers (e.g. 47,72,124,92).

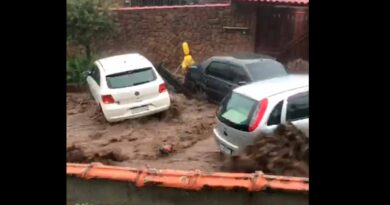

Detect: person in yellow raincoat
181,42,195,75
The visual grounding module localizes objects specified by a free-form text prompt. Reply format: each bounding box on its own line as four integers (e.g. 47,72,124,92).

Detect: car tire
194,86,208,101
202,91,211,102
183,79,196,92
156,110,168,121
218,150,225,160
205,93,214,103
99,105,114,124
89,90,94,101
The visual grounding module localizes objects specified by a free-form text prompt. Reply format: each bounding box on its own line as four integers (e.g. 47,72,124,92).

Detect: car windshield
246,60,288,81
106,67,156,89
217,92,258,131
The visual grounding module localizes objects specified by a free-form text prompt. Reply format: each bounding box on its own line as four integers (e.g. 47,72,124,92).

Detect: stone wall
92,5,257,69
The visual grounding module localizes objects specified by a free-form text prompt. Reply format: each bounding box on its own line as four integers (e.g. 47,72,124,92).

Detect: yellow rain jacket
181,42,195,72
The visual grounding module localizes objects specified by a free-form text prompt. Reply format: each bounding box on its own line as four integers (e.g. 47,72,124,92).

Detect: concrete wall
90,5,257,69
67,176,309,205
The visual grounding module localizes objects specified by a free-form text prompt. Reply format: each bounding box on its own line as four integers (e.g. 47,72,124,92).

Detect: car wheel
194,86,208,101
184,79,196,92
156,110,168,121
217,150,226,160
205,93,215,103
201,90,209,101
89,90,94,101
99,105,113,124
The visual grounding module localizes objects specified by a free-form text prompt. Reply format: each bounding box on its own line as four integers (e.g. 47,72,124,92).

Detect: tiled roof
235,0,309,5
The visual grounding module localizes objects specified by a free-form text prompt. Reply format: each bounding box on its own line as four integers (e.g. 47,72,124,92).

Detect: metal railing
124,0,229,7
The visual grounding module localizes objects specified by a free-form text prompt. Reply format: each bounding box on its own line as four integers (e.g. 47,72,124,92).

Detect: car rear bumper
102,92,171,122
213,128,241,156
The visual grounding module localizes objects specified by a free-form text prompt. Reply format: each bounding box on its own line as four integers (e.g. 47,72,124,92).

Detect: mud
67,92,308,177
221,123,309,177
67,92,221,169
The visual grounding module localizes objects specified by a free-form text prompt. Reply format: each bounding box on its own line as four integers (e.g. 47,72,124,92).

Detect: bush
67,56,96,85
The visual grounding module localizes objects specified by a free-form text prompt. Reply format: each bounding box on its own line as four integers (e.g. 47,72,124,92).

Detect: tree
67,0,117,59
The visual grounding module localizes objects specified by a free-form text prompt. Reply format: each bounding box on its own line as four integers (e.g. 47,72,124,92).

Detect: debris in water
222,122,309,177
159,144,174,155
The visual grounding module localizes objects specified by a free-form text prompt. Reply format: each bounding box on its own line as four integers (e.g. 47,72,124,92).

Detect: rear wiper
133,81,150,86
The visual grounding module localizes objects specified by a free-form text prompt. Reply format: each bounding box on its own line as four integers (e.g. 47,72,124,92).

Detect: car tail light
248,98,268,132
102,95,115,104
159,83,167,93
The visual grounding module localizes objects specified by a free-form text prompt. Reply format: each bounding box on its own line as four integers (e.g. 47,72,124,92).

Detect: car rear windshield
217,92,258,131
246,60,288,81
106,67,156,89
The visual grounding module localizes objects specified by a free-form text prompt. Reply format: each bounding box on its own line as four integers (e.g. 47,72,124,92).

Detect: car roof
207,54,277,68
234,75,308,101
96,53,153,75
231,53,275,60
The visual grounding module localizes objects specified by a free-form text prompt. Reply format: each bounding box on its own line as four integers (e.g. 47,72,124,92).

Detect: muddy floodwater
67,92,224,171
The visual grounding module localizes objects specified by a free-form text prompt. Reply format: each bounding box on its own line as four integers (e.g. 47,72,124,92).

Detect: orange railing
67,163,309,192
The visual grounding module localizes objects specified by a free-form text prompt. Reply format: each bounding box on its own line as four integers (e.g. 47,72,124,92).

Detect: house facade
68,0,308,69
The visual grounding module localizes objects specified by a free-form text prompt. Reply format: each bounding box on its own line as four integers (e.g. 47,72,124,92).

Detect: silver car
213,75,308,156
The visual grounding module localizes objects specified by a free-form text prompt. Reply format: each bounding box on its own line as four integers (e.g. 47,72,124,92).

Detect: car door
86,64,101,104
230,64,250,86
283,91,309,136
203,61,235,102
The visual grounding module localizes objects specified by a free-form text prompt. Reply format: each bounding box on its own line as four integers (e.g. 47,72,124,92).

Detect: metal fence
124,0,230,7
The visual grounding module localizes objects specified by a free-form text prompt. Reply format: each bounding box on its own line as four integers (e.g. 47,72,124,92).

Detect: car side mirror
237,81,247,86
83,71,92,77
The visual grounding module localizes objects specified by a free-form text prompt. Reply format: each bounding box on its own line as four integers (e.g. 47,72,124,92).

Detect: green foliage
67,0,117,59
67,55,96,85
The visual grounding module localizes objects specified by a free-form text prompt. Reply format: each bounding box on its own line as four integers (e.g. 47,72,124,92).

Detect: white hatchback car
86,53,171,122
214,75,308,156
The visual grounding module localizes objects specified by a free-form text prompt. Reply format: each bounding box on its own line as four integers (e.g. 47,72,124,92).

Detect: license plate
131,106,149,114
219,143,232,155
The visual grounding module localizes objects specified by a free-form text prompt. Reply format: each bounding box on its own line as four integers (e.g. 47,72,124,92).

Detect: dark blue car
184,54,289,103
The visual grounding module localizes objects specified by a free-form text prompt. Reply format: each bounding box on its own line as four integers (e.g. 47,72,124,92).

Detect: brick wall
90,5,257,69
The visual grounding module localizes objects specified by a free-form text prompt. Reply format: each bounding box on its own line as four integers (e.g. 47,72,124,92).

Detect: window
217,93,258,131
230,65,249,84
246,60,288,81
106,67,156,89
286,92,308,121
206,62,233,82
267,100,283,125
91,65,100,86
